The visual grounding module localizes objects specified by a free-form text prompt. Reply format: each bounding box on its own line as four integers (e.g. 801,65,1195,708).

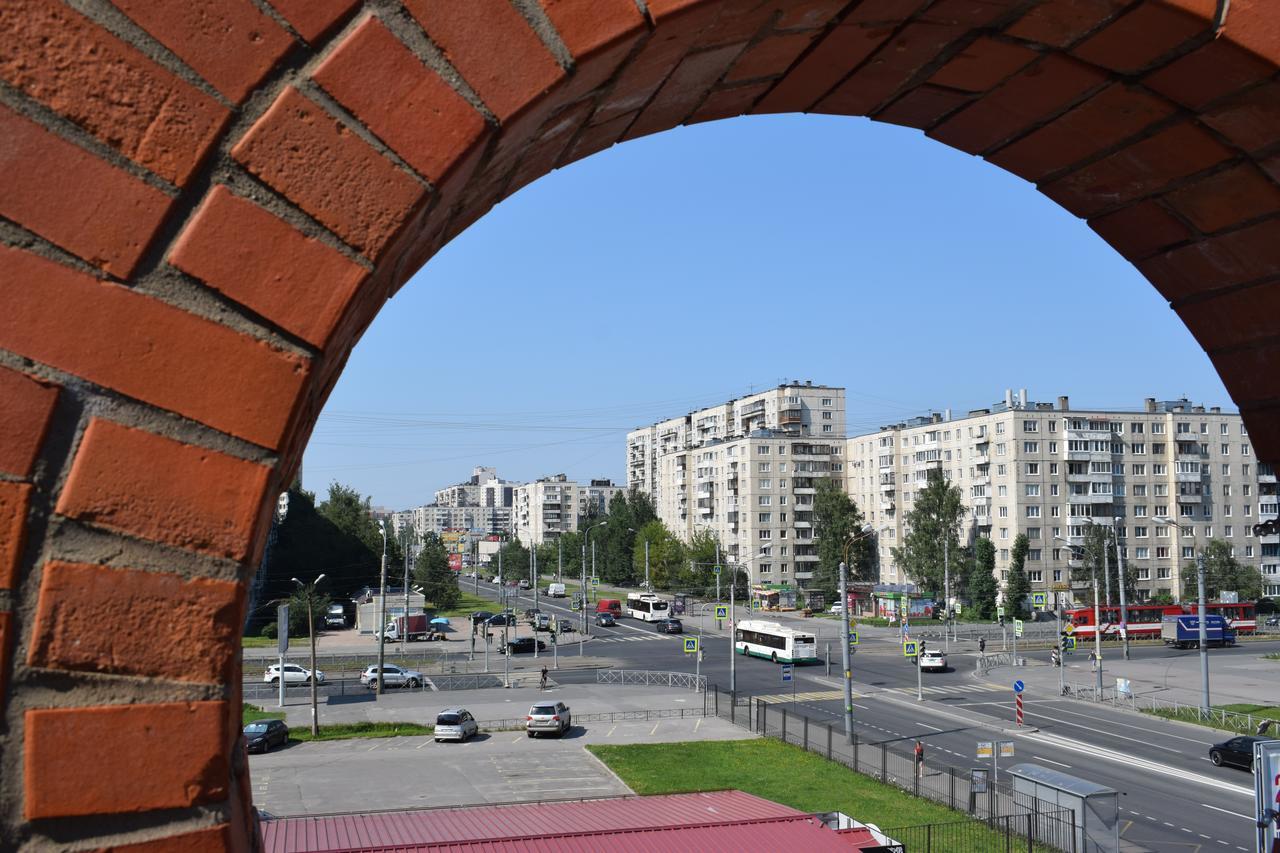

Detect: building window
759,530,771,540
758,496,771,506
1026,485,1040,497
1137,567,1151,580
822,425,833,432
759,479,771,489
822,411,832,420
1024,441,1039,453
1026,506,1041,518
1000,527,1009,540
999,506,1009,518
758,463,771,473
997,464,1007,476
758,513,771,523
758,446,769,454
1026,463,1040,475
1157,567,1171,579
1134,525,1148,537
1182,546,1194,559
822,398,832,406
1028,570,1043,581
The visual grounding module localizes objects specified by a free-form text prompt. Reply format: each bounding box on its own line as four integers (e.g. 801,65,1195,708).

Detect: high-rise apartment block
513,475,624,546
846,392,1279,605
627,382,847,587
395,466,517,542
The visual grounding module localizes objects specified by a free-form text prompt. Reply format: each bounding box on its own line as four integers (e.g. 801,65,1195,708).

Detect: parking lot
250,716,752,816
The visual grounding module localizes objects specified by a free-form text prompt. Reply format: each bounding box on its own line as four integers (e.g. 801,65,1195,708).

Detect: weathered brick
846,0,929,23
29,561,243,683
918,0,1020,27
540,0,648,59
988,84,1177,182
56,419,270,562
0,0,228,186
112,0,294,103
0,482,31,590
0,612,11,707
815,23,967,116
403,0,565,123
1164,164,1280,235
312,17,488,185
1207,345,1280,411
169,186,368,348
1139,218,1280,301
232,87,426,259
101,825,232,853
562,111,635,164
1177,283,1280,351
507,101,595,196
590,23,703,124
1071,1,1213,73
0,247,308,449
1202,0,1280,67
724,32,817,83
0,108,174,278
776,0,852,30
1143,37,1275,110
1040,121,1234,218
267,0,359,43
1201,81,1280,153
1005,0,1127,48
754,23,892,113
1088,199,1194,260
25,702,230,819
929,54,1105,155
0,367,59,479
875,85,972,129
626,43,745,139
688,81,774,124
928,36,1038,93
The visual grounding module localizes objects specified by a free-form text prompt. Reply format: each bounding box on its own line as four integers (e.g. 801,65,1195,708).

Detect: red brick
1144,38,1275,111
776,0,852,29
312,17,488,185
1204,0,1280,68
1071,1,1213,73
112,0,294,103
756,22,892,113
875,85,973,129
1164,164,1280,235
1177,284,1280,351
724,32,817,83
25,701,230,819
0,482,30,590
1040,121,1234,218
0,247,308,449
0,108,174,278
267,0,359,43
988,84,1177,182
0,367,58,479
56,419,270,561
626,43,746,139
845,0,930,23
590,13,711,124
693,1,777,50
562,111,635,164
28,561,243,683
102,825,233,853
928,37,1038,93
1004,0,1126,47
1088,199,1194,260
540,0,648,59
1139,217,1280,301
507,101,596,196
816,23,967,116
918,0,1020,26
403,0,565,123
232,87,426,258
1207,344,1280,409
0,0,228,186
929,54,1105,155
688,81,774,124
169,187,367,348
1238,403,1280,464
1201,81,1280,153
0,612,11,707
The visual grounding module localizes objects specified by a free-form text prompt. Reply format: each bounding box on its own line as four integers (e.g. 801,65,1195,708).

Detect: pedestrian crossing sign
751,599,762,610
683,638,698,654
1064,636,1076,650
715,605,728,619
848,631,859,646
903,640,919,657
1014,619,1024,638
591,577,600,587
712,564,721,575
1033,592,1046,608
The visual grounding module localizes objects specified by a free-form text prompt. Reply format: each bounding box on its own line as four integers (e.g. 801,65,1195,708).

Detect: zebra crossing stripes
752,682,1005,705
888,683,1004,697
752,690,846,704
592,634,663,643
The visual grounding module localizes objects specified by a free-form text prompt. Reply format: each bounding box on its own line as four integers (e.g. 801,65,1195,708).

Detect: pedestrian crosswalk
751,682,1005,704
591,634,665,644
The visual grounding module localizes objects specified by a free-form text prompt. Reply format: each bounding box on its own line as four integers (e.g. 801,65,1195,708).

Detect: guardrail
1060,680,1280,734
596,669,706,692
479,706,709,732
973,652,1015,676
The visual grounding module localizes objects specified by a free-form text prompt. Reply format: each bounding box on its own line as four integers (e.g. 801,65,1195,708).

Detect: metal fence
596,669,706,692
1061,679,1280,734
478,706,709,732
886,811,1076,853
708,688,1077,852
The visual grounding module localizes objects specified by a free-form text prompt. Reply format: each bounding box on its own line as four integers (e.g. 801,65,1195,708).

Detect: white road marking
1030,756,1070,768
1201,803,1252,820
918,723,942,731
694,718,702,733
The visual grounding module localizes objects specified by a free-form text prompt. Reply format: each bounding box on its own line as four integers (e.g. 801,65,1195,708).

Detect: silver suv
526,701,571,738
360,664,423,690
263,663,324,684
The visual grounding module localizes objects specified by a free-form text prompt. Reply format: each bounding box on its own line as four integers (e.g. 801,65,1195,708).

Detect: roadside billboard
447,553,463,571
1257,740,1280,853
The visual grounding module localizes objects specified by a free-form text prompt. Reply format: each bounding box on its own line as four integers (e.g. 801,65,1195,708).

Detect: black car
470,610,495,625
243,719,289,753
486,613,515,627
1209,735,1266,770
1264,615,1280,627
594,611,616,627
656,618,683,634
504,637,547,655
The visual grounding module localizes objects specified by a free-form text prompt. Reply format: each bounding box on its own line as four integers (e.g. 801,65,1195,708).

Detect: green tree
632,520,686,590
679,527,721,593
812,479,870,603
1148,590,1176,606
285,583,331,638
1190,538,1262,601
317,483,403,568
890,470,964,597
414,533,459,610
495,538,529,582
1004,534,1032,617
969,538,998,619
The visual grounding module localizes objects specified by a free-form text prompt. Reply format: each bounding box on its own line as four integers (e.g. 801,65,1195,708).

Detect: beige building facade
512,474,623,546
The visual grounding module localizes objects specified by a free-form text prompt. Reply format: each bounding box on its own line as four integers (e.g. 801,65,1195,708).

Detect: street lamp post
729,550,770,694
401,529,410,654
839,524,879,744
376,520,388,697
1112,518,1131,661
581,521,606,656
291,573,326,736
1157,516,1211,716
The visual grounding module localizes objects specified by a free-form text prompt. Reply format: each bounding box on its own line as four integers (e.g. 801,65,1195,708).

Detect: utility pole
558,537,562,584
1103,528,1112,609
533,544,539,660
591,540,596,603
645,539,650,592
943,534,950,653
1113,520,1130,660
1056,606,1065,697
401,530,409,654
1093,576,1103,700
1197,550,1210,717
839,561,854,744
580,533,587,656
729,565,737,693
376,520,387,697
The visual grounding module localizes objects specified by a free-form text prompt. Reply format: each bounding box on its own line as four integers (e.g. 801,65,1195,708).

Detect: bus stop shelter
1006,763,1119,853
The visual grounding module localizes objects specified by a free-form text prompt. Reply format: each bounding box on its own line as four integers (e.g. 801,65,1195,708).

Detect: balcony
1066,428,1113,442
1174,469,1204,483
879,479,896,492
971,452,990,465
879,459,895,470
972,474,991,487
880,499,895,512
795,553,821,562
794,520,812,529
970,496,990,507
794,487,816,495
1176,491,1206,503
780,408,803,425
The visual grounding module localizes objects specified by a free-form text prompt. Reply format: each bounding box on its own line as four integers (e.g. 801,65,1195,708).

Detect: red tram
1063,601,1256,639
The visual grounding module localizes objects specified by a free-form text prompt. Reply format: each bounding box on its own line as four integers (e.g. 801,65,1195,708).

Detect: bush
261,621,278,639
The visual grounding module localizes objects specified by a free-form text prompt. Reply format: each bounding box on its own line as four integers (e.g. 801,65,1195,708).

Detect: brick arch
2,0,1279,847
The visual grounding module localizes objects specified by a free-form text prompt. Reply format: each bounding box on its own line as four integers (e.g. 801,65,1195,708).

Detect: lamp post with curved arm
839,524,881,742
1156,515,1210,716
376,519,388,697
581,520,607,656
291,573,326,736
728,549,770,694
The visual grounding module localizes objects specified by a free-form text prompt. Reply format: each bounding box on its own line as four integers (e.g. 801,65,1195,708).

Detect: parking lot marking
649,723,659,735
417,740,432,749
694,718,702,733
512,735,523,743
607,725,616,737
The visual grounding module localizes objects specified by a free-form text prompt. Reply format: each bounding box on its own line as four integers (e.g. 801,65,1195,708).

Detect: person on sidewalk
539,666,548,690
978,637,986,655
914,740,924,778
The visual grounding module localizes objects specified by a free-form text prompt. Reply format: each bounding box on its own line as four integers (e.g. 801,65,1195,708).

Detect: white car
918,649,947,672
435,708,479,743
829,604,845,616
360,664,424,690
263,663,324,684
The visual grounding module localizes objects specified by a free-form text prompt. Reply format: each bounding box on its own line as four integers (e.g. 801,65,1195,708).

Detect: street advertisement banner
447,553,462,571
1256,740,1280,853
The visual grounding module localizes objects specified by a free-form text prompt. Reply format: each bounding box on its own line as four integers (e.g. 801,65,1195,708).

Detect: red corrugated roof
260,791,882,852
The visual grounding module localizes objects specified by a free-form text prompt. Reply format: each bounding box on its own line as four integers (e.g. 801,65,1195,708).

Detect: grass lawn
241,704,432,741
1265,652,1280,661
434,591,503,619
241,635,277,648
242,703,286,724
588,738,1053,850
1143,702,1280,734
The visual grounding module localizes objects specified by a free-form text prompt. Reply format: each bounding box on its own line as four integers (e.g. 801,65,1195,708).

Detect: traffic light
998,614,1005,627
918,640,927,657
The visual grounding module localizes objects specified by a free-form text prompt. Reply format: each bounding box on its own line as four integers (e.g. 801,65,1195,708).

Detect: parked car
518,579,531,589
360,664,424,690
523,608,542,621
486,612,515,627
557,620,575,634
1264,615,1280,627
434,708,479,743
503,637,546,655
594,611,616,627
526,701,572,737
1209,735,1267,770
918,649,947,672
656,618,684,634
263,663,324,685
471,610,495,625
243,718,289,753
533,613,552,631
828,604,845,616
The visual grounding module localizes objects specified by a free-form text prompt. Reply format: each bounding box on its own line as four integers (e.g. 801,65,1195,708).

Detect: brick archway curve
2,0,1279,848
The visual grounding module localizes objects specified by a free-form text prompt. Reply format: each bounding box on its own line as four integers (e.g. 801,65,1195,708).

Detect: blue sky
301,113,1230,510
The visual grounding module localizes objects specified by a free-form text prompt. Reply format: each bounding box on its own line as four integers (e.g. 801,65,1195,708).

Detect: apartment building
628,382,847,588
846,391,1279,605
512,475,624,546
435,466,518,510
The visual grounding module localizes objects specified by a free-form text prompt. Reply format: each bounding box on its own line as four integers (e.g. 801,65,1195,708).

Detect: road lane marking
694,718,702,733
1034,702,1209,745
1201,804,1251,820
607,726,616,737
649,723,659,735
918,723,942,731
1031,756,1070,768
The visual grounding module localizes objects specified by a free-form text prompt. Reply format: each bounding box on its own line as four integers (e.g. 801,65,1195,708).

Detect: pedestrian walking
539,666,548,690
978,637,986,654
914,740,925,778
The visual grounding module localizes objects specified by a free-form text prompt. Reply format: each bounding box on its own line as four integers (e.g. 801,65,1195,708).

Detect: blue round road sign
1013,680,1025,694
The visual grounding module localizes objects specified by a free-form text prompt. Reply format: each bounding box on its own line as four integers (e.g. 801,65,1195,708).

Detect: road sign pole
729,572,736,694
1016,693,1024,727
839,561,854,744
916,645,923,702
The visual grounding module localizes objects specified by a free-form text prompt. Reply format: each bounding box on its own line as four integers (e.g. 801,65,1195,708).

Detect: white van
547,583,566,598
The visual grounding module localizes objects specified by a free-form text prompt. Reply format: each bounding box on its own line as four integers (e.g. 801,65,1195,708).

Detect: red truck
377,614,432,642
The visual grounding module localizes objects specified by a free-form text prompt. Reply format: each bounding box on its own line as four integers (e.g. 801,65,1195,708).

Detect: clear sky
300,113,1231,511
